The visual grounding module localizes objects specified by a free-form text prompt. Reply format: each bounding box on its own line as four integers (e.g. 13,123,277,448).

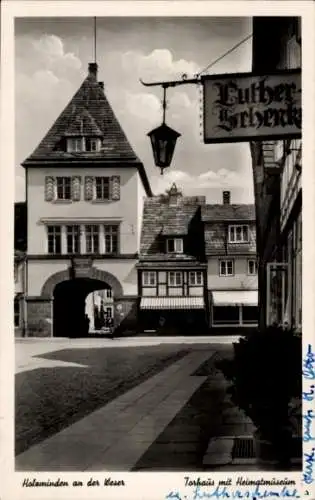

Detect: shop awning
212,290,258,307
140,297,205,310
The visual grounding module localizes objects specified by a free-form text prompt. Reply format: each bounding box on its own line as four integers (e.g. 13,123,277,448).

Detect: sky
15,16,254,204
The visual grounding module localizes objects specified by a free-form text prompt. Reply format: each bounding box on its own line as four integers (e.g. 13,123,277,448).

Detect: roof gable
140,195,204,256
201,204,256,222
23,66,140,164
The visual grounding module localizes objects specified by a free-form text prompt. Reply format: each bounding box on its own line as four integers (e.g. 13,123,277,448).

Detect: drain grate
232,438,255,459
232,436,302,460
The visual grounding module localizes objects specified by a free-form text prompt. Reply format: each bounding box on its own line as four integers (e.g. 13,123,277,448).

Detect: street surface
15,335,259,471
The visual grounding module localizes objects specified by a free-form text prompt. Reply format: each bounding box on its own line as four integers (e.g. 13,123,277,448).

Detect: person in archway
85,314,90,335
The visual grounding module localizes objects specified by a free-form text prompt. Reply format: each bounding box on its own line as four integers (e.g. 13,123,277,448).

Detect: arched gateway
39,268,124,338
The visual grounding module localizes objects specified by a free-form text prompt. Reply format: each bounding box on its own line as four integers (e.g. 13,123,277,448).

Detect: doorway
53,278,112,337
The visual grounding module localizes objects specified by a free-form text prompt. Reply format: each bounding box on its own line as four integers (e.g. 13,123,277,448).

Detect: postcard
0,1,314,499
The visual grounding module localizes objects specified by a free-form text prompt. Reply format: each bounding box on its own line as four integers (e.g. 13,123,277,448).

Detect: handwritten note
303,344,315,487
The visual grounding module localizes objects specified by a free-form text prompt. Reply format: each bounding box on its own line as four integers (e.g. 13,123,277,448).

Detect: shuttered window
45,176,81,202
84,176,120,202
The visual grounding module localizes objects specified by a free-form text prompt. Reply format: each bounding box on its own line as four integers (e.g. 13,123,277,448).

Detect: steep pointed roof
22,63,152,194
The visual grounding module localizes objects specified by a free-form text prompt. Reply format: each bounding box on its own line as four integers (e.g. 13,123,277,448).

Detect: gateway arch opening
53,278,113,338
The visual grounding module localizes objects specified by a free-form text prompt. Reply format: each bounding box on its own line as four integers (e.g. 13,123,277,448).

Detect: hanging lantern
148,123,181,175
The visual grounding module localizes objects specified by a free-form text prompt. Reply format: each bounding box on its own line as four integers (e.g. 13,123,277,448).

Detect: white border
1,2,314,500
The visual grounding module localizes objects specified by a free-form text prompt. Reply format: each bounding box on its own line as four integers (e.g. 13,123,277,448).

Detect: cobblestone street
15,335,250,471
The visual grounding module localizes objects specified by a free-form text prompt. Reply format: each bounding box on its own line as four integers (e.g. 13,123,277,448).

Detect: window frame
104,224,119,254
67,137,85,153
167,238,183,254
85,224,100,254
66,225,80,254
189,271,203,286
95,176,110,201
47,225,62,255
247,259,258,276
142,271,157,286
219,259,234,277
56,176,72,201
228,224,249,243
168,271,183,286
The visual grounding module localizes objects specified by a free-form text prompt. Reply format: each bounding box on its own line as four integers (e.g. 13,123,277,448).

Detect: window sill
91,199,112,204
52,200,73,204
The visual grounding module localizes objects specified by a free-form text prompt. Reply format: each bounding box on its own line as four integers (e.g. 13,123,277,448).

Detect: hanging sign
202,69,301,144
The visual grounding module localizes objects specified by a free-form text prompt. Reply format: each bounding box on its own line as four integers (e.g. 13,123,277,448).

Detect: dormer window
167,238,183,253
67,137,101,153
228,225,249,243
86,138,101,152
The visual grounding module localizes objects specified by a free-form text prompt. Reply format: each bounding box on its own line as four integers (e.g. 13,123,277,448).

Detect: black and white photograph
1,1,312,491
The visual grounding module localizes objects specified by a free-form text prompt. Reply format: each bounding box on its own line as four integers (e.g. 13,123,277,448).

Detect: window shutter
72,176,81,201
45,176,55,202
111,176,120,201
84,176,94,201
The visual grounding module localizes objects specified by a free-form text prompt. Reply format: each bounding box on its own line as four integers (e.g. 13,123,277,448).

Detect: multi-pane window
95,177,110,200
56,177,71,200
47,226,61,254
66,225,80,254
169,271,182,286
220,260,234,276
189,271,203,285
167,238,183,253
248,259,258,275
104,225,118,254
143,271,157,286
67,138,84,152
228,225,249,243
85,225,99,253
85,138,100,152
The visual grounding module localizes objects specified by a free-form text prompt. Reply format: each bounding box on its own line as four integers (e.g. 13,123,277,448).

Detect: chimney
98,82,104,90
88,62,98,78
168,183,182,206
223,190,230,205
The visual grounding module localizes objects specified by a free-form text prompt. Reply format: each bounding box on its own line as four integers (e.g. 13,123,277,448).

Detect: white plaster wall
27,260,69,296
207,257,258,290
137,174,147,249
27,259,138,296
27,166,140,255
15,262,25,294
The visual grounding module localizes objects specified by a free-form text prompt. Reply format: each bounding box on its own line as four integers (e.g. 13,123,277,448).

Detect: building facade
203,191,258,328
137,184,209,334
137,185,257,334
251,17,302,331
21,62,152,337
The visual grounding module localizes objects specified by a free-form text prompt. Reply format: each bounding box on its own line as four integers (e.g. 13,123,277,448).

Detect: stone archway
41,267,124,299
41,267,124,337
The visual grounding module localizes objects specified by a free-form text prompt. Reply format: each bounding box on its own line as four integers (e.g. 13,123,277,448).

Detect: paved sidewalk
16,350,212,471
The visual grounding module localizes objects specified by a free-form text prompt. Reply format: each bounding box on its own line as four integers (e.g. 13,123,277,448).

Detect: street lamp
147,122,181,175
146,85,181,175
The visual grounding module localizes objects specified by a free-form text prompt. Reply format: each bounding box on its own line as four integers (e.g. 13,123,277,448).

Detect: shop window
242,306,258,324
213,306,240,325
